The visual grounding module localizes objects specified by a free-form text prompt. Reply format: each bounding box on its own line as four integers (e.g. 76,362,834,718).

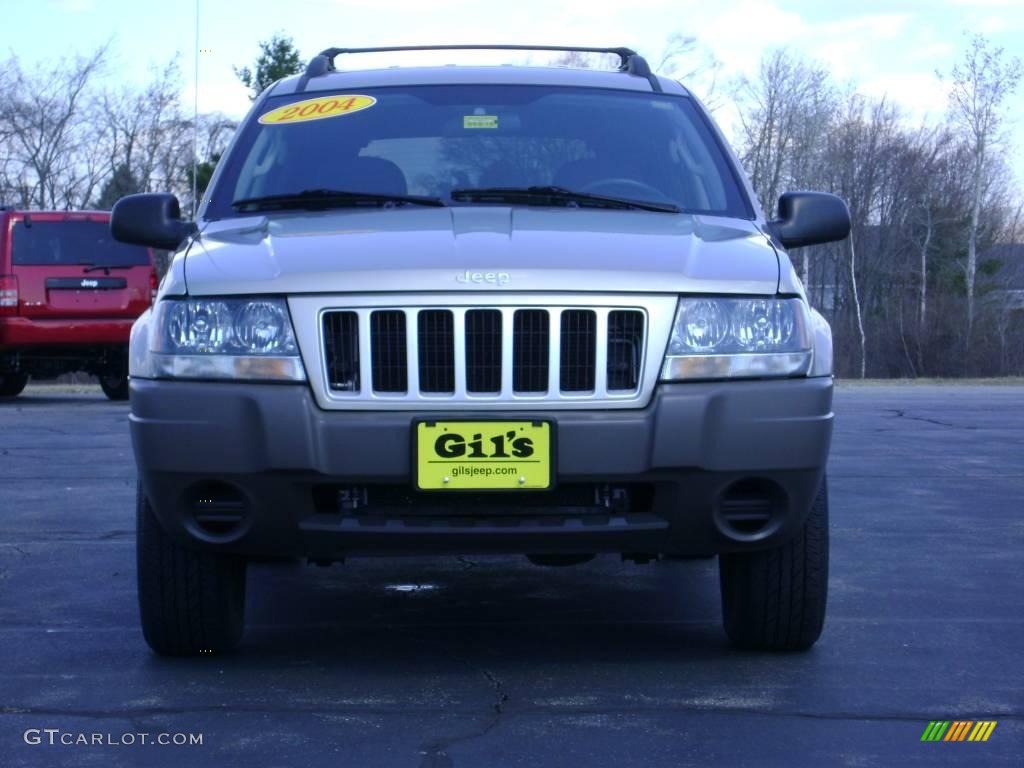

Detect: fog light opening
187,481,248,538
716,478,785,539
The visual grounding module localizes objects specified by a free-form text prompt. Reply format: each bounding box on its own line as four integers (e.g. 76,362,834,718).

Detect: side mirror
111,193,198,251
768,192,851,249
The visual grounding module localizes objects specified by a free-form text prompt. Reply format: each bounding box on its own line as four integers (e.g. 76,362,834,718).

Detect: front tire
0,372,29,398
99,374,129,401
719,476,829,651
136,484,247,655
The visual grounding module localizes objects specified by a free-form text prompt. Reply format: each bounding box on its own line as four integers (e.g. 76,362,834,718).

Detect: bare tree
655,33,724,110
824,95,902,380
735,49,834,218
847,230,867,379
884,126,953,370
0,66,15,202
941,34,1022,352
0,46,108,208
101,61,185,195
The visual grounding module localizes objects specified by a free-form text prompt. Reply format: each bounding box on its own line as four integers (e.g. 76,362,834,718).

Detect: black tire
136,484,247,655
0,372,29,398
99,374,129,401
719,476,829,651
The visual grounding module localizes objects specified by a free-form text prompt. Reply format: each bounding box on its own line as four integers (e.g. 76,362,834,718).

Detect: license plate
415,421,552,490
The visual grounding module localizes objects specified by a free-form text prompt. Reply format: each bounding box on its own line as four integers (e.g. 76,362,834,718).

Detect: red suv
0,208,157,400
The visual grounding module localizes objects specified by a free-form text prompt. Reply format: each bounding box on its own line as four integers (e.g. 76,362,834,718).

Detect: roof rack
296,45,662,93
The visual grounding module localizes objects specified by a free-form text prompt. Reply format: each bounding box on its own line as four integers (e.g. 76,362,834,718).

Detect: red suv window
12,220,150,267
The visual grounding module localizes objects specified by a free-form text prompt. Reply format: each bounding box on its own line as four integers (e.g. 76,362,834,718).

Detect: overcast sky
7,0,1024,183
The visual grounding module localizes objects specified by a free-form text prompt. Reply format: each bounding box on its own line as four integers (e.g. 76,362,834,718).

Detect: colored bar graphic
922,720,997,743
953,722,973,741
921,721,950,741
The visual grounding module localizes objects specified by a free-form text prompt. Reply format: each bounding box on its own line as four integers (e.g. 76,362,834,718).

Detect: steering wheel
579,178,668,201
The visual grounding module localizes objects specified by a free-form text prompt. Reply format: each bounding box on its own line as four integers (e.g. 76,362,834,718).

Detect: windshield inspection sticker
464,115,498,129
259,95,377,125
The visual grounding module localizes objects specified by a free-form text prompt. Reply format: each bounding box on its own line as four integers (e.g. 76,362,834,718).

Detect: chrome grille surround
289,293,677,410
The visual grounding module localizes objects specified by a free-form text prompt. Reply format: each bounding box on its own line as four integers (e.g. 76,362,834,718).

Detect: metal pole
192,0,199,219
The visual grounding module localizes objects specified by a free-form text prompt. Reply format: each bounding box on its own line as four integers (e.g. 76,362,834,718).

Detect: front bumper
130,377,833,558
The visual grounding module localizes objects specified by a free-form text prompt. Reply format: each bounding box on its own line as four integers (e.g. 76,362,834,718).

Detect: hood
182,207,779,296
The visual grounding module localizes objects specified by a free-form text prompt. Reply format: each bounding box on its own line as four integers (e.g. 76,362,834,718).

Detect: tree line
1,34,1021,377
0,46,235,214
734,36,1022,378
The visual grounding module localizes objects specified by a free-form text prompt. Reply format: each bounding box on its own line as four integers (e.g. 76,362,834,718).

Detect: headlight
151,297,306,381
662,297,812,380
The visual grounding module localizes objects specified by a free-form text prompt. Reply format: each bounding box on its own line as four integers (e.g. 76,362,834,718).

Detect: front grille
370,310,407,392
466,309,502,393
513,309,549,393
321,305,646,403
560,309,596,391
417,310,454,393
607,310,645,391
324,311,359,392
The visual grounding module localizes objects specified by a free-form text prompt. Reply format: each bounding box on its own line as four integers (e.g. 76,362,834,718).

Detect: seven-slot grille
322,306,646,402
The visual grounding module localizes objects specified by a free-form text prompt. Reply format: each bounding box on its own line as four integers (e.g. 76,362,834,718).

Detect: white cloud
859,72,950,122
681,1,807,73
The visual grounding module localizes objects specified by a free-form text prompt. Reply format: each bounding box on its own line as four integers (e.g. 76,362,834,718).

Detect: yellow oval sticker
258,95,377,125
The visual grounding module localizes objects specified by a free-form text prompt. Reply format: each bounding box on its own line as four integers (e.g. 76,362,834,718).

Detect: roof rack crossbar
297,45,661,92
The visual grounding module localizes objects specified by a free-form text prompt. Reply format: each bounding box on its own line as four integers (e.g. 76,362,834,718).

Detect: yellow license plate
415,421,552,490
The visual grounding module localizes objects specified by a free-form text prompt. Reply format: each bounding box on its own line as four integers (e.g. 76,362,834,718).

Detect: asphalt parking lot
1,384,1021,767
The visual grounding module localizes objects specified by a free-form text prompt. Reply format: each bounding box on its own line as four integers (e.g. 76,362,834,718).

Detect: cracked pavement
1,384,1022,766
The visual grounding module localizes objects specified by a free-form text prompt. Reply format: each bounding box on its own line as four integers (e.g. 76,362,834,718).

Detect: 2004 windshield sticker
259,95,376,125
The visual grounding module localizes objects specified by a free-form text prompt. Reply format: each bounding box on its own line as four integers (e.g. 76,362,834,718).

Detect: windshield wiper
231,188,446,211
450,185,679,213
82,264,134,273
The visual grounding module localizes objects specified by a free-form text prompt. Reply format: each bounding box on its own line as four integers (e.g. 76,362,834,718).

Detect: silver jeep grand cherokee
112,45,850,656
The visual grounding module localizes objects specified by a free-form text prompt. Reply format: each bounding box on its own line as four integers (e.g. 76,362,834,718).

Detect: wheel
0,372,29,398
136,484,247,655
99,373,129,401
718,476,829,651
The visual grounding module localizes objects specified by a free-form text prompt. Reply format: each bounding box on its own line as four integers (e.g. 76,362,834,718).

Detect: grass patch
24,383,101,394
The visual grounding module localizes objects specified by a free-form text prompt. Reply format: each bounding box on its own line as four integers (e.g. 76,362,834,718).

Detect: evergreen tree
234,34,303,101
94,164,140,210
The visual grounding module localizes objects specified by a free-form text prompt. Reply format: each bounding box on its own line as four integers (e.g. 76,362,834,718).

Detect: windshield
207,85,752,219
12,220,151,267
